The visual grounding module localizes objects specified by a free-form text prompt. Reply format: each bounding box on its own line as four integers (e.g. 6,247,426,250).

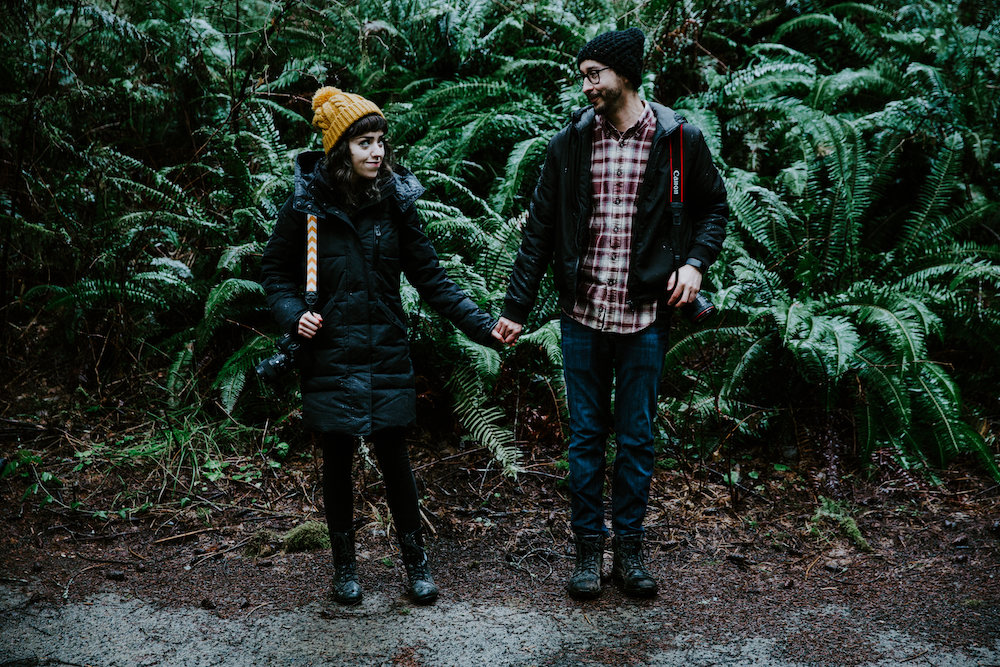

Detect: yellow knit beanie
311,87,384,154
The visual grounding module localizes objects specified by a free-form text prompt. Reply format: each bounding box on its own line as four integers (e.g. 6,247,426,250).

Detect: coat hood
291,150,425,217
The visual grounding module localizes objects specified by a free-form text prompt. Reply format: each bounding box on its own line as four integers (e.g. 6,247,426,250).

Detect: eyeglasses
577,66,611,85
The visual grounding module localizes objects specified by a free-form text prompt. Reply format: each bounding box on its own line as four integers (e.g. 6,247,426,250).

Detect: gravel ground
2,584,999,666
3,431,999,666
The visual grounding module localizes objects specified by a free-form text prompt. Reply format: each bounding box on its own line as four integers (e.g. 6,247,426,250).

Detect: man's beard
589,85,623,114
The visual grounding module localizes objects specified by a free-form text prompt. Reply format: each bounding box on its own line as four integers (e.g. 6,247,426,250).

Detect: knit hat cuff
576,27,645,88
312,87,384,153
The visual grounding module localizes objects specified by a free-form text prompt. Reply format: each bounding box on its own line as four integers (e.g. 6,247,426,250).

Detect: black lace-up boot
329,531,362,605
567,533,605,600
611,532,657,598
399,530,439,604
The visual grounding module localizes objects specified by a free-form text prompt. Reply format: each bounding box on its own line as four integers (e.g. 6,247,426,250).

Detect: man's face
579,59,626,115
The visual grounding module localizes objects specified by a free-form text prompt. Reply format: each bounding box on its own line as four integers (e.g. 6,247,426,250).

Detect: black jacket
502,103,728,324
261,152,497,435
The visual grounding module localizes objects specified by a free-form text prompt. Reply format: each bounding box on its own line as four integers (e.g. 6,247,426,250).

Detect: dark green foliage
3,0,998,481
658,0,1000,479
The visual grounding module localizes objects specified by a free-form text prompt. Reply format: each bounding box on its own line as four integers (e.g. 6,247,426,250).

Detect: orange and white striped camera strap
305,214,318,306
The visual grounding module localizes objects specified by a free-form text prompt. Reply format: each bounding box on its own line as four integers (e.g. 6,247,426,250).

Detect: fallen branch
244,601,274,619
412,447,487,472
153,527,216,544
188,537,254,568
63,564,101,600
901,649,929,663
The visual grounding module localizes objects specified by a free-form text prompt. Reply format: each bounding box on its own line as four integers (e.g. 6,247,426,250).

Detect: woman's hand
297,311,323,338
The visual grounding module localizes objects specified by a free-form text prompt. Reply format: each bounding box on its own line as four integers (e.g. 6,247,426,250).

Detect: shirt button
614,198,621,205
613,226,620,233
616,169,623,177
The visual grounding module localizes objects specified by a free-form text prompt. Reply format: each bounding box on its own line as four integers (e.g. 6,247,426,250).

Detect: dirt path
3,438,999,666
2,582,998,666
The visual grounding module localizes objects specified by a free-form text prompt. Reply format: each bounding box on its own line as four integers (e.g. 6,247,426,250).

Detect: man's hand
297,311,323,338
666,264,703,307
494,317,523,346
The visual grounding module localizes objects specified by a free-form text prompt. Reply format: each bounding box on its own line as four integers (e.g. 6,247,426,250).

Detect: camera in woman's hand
255,333,302,383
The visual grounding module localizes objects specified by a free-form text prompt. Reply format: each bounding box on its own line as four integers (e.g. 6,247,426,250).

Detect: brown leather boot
399,530,439,605
330,531,362,605
567,533,605,600
611,533,657,598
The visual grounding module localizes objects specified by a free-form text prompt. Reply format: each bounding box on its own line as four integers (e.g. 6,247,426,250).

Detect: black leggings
321,427,421,536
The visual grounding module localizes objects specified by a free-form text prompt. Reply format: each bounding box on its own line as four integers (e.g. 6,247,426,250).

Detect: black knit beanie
576,27,645,88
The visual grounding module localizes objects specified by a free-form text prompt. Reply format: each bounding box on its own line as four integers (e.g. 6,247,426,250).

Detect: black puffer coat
261,152,497,435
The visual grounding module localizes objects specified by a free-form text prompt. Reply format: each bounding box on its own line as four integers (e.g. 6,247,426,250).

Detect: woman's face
348,131,385,180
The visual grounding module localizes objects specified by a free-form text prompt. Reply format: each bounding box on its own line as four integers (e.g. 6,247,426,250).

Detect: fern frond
897,132,964,258
447,365,520,476
413,169,503,223
811,67,900,110
167,341,195,408
854,348,912,435
76,5,152,45
719,333,776,405
721,62,817,100
200,279,267,342
728,183,801,259
217,241,262,274
835,287,940,364
519,319,563,369
490,135,549,216
774,13,841,42
911,362,990,469
477,212,524,290
214,336,273,413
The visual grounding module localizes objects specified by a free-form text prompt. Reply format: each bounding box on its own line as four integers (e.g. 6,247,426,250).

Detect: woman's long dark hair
324,113,395,210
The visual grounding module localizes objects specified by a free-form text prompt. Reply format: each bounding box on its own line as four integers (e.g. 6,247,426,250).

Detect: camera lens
683,293,716,323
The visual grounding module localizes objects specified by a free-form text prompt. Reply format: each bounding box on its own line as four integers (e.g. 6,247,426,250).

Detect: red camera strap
668,123,684,204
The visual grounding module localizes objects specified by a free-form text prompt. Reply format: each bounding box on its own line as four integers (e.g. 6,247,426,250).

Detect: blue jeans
560,314,670,536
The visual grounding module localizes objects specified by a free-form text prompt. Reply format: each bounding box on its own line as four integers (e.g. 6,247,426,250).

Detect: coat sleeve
260,197,309,335
683,124,728,270
397,203,499,349
500,135,562,325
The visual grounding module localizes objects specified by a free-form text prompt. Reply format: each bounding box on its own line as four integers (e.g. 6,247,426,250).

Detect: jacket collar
570,100,683,138
291,150,425,216
647,101,683,137
292,151,327,217
387,164,425,211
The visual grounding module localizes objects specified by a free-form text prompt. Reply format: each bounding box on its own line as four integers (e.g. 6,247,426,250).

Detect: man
495,27,728,599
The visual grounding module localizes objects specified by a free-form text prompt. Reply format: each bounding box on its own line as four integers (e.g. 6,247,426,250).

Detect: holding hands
493,317,522,346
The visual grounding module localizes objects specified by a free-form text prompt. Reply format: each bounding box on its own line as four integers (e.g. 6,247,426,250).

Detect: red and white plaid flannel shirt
569,102,658,333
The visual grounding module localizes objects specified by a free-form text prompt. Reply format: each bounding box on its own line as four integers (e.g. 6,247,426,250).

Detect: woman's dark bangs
347,113,388,138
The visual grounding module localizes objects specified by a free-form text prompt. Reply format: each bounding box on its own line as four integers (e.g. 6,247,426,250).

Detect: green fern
447,365,519,476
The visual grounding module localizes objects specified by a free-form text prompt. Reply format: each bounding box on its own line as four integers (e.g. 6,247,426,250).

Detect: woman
261,87,502,605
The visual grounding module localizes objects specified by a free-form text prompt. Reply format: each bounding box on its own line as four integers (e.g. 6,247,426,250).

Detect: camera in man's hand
682,292,716,324
255,333,302,383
